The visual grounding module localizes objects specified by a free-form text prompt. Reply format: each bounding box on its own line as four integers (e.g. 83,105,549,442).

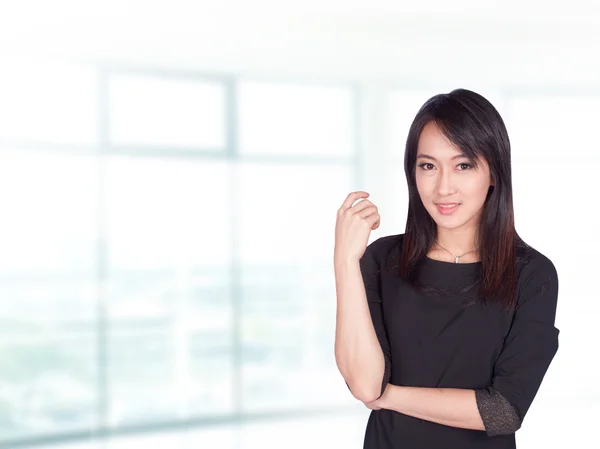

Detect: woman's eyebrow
416,153,469,161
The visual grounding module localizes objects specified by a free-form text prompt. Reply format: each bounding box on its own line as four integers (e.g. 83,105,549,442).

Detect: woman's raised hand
334,191,380,265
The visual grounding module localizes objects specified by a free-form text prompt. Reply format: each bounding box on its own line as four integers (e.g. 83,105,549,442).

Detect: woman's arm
334,258,387,403
334,192,392,404
368,384,486,431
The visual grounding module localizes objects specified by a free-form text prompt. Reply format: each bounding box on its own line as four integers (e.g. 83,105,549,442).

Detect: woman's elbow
347,381,381,403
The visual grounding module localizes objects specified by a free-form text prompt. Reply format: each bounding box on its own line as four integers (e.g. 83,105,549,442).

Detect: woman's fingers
365,211,380,229
357,205,378,218
338,191,379,226
339,191,369,213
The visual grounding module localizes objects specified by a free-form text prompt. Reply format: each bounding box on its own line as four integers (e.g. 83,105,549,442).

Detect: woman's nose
436,170,456,196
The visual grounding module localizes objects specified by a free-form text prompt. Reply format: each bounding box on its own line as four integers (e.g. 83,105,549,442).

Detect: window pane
109,74,226,149
0,333,96,441
108,327,234,426
0,150,97,442
241,268,352,411
105,157,233,425
238,163,354,411
506,95,600,157
188,305,234,416
238,82,354,156
0,150,97,322
0,63,97,145
106,271,234,424
238,163,353,264
0,278,96,329
108,330,175,425
105,157,230,269
507,96,599,245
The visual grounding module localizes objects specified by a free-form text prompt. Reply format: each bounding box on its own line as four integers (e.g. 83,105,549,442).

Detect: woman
334,89,559,449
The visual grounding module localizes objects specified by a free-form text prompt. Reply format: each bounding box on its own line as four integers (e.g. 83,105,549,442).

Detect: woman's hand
334,191,381,266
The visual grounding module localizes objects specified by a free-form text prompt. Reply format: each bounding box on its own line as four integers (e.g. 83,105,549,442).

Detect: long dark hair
398,88,523,311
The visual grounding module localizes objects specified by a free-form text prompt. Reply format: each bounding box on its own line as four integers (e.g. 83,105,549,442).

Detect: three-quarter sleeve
476,256,560,436
358,239,393,400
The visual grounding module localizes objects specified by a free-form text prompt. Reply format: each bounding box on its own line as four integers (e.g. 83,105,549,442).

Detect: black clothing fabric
357,233,559,449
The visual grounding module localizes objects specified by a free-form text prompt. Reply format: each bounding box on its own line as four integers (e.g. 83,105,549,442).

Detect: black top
358,233,560,449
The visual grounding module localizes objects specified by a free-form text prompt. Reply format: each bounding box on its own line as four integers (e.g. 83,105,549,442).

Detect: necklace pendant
455,256,459,263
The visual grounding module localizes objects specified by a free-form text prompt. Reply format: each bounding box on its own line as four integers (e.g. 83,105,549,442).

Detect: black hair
398,88,524,311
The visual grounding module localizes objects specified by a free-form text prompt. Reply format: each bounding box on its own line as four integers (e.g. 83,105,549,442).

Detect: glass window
237,163,352,264
506,95,599,244
0,150,97,321
108,73,227,150
0,333,96,440
238,81,355,157
104,157,234,425
237,163,354,410
0,71,363,444
0,150,98,441
0,63,97,146
506,95,599,158
104,157,230,270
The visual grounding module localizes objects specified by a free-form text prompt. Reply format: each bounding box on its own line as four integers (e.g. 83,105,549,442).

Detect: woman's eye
418,162,473,171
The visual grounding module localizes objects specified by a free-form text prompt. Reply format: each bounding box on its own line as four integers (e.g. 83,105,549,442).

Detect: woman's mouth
436,203,461,215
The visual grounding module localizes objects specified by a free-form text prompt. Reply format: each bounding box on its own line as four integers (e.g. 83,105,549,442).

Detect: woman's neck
435,227,478,256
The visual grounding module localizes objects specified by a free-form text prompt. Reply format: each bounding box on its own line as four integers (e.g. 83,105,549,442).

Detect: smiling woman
334,89,560,449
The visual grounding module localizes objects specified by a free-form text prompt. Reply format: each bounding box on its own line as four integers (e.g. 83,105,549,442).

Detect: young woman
334,89,559,449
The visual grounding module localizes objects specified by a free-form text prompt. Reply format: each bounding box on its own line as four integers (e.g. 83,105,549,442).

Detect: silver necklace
434,239,479,264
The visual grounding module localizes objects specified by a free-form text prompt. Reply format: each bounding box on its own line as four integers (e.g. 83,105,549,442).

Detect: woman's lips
436,203,460,215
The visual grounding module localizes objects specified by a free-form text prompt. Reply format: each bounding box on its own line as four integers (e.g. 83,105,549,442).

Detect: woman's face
415,121,494,231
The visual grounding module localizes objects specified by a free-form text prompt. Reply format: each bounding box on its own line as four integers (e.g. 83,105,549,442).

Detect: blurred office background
0,1,598,448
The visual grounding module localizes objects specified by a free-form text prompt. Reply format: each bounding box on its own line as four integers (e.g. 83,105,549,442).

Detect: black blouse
356,233,559,449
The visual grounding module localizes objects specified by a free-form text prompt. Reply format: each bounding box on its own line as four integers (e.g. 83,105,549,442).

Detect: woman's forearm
376,384,485,431
334,259,385,403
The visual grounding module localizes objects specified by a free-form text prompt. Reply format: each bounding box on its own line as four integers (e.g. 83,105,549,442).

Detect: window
0,63,97,146
237,163,354,410
109,73,227,150
0,66,358,445
238,81,355,157
105,157,233,424
505,95,599,242
0,150,98,440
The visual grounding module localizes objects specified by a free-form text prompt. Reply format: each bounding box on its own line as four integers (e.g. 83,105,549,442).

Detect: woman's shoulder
515,240,559,308
365,233,405,261
361,233,405,276
516,240,558,283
